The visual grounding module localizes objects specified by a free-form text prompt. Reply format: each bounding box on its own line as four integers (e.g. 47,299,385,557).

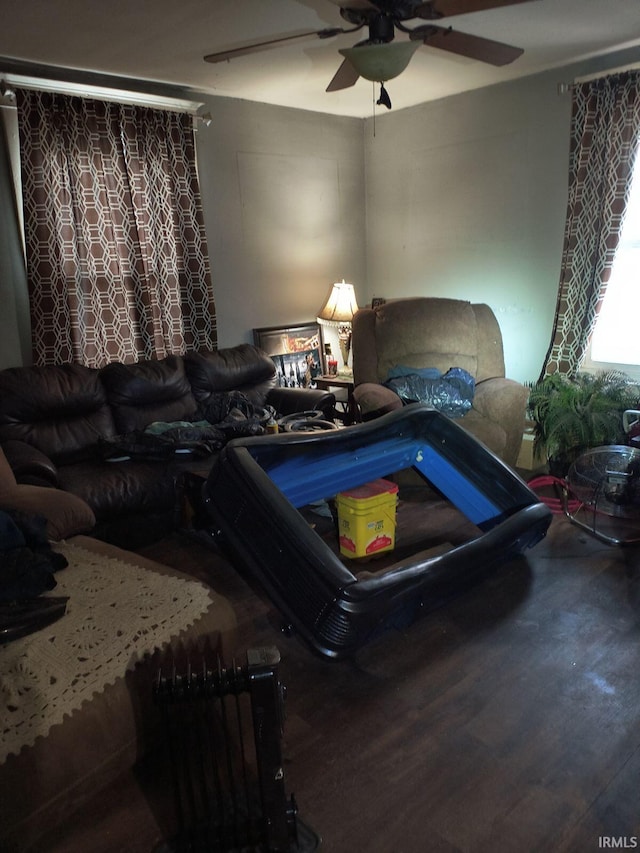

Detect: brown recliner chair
351,297,528,467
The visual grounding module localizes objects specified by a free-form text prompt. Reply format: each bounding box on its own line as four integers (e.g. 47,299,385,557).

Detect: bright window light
583,143,640,375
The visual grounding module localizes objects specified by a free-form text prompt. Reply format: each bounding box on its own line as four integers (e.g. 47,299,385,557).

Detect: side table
314,375,359,425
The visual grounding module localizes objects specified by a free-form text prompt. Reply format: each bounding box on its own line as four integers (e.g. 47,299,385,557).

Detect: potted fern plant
527,371,639,476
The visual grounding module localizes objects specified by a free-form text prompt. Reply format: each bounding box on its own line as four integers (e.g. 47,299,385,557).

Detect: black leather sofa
0,344,334,545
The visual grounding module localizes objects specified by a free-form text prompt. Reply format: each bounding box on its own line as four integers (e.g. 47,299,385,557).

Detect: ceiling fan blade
414,0,539,18
326,59,361,92
413,24,523,65
204,28,342,63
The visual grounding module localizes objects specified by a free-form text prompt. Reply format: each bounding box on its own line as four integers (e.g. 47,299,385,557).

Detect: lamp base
338,325,352,371
337,368,353,379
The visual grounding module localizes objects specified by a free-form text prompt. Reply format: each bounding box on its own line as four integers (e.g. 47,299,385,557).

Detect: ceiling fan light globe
338,40,420,82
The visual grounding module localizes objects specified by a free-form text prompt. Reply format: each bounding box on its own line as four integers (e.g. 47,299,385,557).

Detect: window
582,143,640,378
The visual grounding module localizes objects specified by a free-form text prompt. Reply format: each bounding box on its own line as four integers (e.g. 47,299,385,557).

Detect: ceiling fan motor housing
341,0,441,22
340,0,440,34
372,13,395,42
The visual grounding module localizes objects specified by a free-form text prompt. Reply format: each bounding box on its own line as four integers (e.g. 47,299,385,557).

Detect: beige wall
195,96,367,351
194,74,565,382
362,68,571,384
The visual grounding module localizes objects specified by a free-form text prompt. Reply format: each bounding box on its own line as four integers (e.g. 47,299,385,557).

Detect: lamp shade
339,40,420,83
317,280,359,324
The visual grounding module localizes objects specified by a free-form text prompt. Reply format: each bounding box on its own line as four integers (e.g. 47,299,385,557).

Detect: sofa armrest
4,487,96,541
353,383,404,420
0,443,94,540
266,387,336,418
473,377,529,424
2,440,59,487
473,377,528,466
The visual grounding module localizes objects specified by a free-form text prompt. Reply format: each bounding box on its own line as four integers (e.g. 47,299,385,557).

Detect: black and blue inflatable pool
204,404,552,659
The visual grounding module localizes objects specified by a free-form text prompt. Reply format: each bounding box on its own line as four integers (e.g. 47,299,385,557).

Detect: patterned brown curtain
16,89,216,367
542,70,640,378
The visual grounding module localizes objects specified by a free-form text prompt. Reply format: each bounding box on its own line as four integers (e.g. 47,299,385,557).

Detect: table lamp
317,280,359,372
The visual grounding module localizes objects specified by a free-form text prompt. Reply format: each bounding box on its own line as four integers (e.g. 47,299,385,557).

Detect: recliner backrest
352,298,506,386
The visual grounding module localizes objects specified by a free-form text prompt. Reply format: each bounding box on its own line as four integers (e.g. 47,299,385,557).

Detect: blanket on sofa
99,390,270,461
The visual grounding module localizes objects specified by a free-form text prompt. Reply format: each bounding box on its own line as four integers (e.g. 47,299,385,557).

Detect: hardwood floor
35,496,640,853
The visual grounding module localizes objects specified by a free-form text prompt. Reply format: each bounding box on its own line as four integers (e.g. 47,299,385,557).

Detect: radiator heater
154,646,318,852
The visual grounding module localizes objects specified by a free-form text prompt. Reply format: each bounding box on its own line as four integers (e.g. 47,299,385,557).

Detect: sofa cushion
184,345,276,408
100,355,198,434
57,459,181,522
0,364,116,463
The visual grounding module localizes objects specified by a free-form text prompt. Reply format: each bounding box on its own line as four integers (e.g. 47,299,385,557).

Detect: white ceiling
1,0,640,118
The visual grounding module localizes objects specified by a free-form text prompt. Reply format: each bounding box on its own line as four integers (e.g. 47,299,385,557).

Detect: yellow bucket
336,478,398,559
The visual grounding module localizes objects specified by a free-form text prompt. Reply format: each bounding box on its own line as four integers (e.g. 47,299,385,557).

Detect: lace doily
0,541,214,763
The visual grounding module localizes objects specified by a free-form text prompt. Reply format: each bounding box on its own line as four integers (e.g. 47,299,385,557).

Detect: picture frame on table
253,322,324,390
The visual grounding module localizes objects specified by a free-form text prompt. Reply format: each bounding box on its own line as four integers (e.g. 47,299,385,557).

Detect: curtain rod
0,74,204,114
0,81,212,129
0,58,205,115
559,60,640,95
575,61,640,84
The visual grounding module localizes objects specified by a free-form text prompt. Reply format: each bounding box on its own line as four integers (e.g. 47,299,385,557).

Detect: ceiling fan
204,0,538,108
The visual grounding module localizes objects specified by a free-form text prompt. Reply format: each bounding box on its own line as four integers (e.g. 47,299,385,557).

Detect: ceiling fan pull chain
372,82,376,137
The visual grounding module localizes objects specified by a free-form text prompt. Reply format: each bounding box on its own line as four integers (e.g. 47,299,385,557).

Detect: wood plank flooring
33,496,640,853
